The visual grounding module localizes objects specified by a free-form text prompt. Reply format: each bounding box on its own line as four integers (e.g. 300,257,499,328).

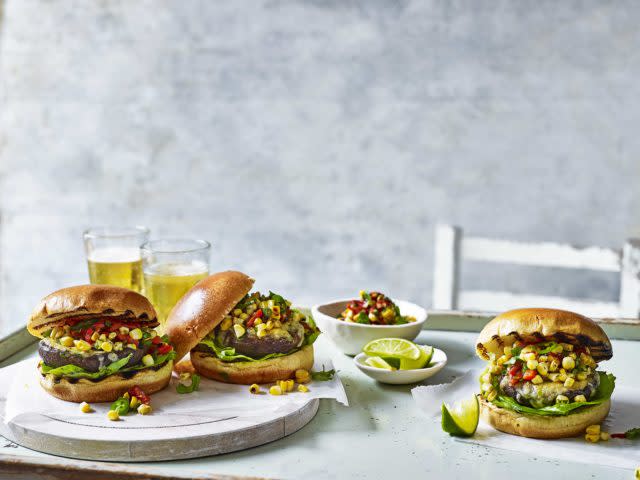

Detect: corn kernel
130,396,140,409
137,404,152,415
531,375,543,385
91,331,100,342
266,320,274,330
562,356,575,370
80,402,92,413
526,359,538,370
287,380,295,392
481,373,491,383
561,343,574,352
503,346,512,356
150,330,157,338
59,336,74,347
537,362,548,376
552,344,564,354
119,326,130,335
574,394,587,403
585,433,599,443
101,341,113,352
538,355,548,363
240,313,249,320
600,432,610,441
254,318,262,326
298,384,309,393
221,318,233,331
234,324,246,338
549,360,559,372
558,372,567,382
107,410,120,421
123,392,130,399
274,320,282,328
586,425,601,435
233,309,242,316
576,372,588,380
257,328,267,339
74,340,91,351
481,382,493,392
108,332,117,340
142,354,154,367
130,328,143,340
99,333,107,341
269,385,282,396
490,364,502,374
556,395,569,404
564,377,575,388
249,384,261,394
114,342,123,351
548,373,560,382
295,369,310,383
127,343,137,350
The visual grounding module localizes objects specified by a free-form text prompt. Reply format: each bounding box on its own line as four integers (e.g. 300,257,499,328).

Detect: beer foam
88,247,141,263
144,261,208,276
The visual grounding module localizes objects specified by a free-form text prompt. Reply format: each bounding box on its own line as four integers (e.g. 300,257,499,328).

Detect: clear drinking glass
83,226,150,292
141,239,210,326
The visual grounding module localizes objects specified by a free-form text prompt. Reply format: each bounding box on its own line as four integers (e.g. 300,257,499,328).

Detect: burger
29,285,174,402
476,308,615,439
166,271,320,384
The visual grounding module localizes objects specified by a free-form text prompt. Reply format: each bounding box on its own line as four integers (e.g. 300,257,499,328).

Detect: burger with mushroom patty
29,285,174,402
476,308,615,439
166,271,320,384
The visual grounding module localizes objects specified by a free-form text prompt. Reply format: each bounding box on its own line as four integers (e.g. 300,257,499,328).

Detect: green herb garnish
176,374,201,394
311,368,336,381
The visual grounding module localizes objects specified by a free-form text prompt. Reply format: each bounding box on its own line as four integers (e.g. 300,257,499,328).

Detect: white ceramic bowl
354,348,448,385
312,299,427,356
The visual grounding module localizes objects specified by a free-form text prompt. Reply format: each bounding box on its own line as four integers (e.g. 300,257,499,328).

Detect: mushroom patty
499,371,600,408
214,324,304,358
39,339,148,372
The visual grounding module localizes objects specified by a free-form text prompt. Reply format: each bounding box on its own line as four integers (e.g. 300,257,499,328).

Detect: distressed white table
0,327,637,479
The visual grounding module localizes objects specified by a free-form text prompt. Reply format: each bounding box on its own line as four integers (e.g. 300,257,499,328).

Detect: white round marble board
0,356,344,462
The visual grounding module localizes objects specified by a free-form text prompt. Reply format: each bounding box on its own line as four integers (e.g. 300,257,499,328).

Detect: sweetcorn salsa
338,291,415,325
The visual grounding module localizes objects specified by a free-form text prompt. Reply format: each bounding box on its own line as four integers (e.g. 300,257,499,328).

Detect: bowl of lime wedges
354,338,447,385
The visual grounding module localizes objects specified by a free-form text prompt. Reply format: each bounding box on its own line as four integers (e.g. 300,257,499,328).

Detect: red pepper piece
83,328,94,342
246,309,264,328
523,369,537,381
157,344,172,355
151,336,162,345
128,386,151,405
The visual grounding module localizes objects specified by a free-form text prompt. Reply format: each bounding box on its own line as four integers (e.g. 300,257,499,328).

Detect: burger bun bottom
479,395,611,439
191,345,314,384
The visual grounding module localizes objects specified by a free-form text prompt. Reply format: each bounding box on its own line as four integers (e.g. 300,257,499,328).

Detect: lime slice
365,356,395,370
362,338,421,360
441,395,479,437
399,345,434,370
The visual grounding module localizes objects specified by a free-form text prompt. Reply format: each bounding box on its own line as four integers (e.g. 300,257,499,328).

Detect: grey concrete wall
1,0,639,333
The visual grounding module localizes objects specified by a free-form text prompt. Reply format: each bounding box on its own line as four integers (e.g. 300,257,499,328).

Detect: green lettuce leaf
40,350,175,380
491,372,615,416
198,337,291,363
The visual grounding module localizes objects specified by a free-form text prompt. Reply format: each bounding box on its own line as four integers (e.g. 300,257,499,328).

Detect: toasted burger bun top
165,271,254,362
29,285,158,337
476,308,612,362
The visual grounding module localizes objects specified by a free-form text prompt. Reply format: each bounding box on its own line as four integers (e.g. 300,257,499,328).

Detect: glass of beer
83,226,149,292
141,239,210,326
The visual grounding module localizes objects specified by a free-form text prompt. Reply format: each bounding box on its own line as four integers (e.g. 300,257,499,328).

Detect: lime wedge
365,356,395,370
362,338,421,360
441,395,479,437
399,345,434,370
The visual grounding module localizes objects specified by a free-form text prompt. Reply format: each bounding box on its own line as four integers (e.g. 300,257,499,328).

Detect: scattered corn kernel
531,375,543,385
99,333,107,341
150,330,157,338
585,433,600,443
254,318,263,326
130,396,140,409
287,379,295,392
548,373,560,382
586,425,601,435
142,354,154,367
556,395,569,404
107,410,120,421
221,318,233,331
137,404,152,415
481,373,491,383
130,328,143,340
101,341,113,352
234,324,246,338
481,382,493,392
59,336,74,347
558,371,568,382
266,320,274,330
295,369,311,383
298,384,309,393
562,356,576,370
108,332,117,340
240,313,249,320
233,309,242,316
249,384,261,394
257,329,267,339
91,331,100,342
574,394,587,403
538,355,548,362
600,432,610,441
123,392,130,399
269,385,282,396
564,377,575,388
79,402,92,413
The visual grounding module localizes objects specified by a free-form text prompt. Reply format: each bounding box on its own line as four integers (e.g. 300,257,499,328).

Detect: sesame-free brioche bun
476,308,612,362
28,285,158,337
479,395,611,439
38,360,173,403
191,345,314,384
165,271,255,362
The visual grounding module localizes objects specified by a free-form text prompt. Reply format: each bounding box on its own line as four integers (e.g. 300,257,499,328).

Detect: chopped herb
176,374,201,394
110,396,130,415
311,368,336,381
